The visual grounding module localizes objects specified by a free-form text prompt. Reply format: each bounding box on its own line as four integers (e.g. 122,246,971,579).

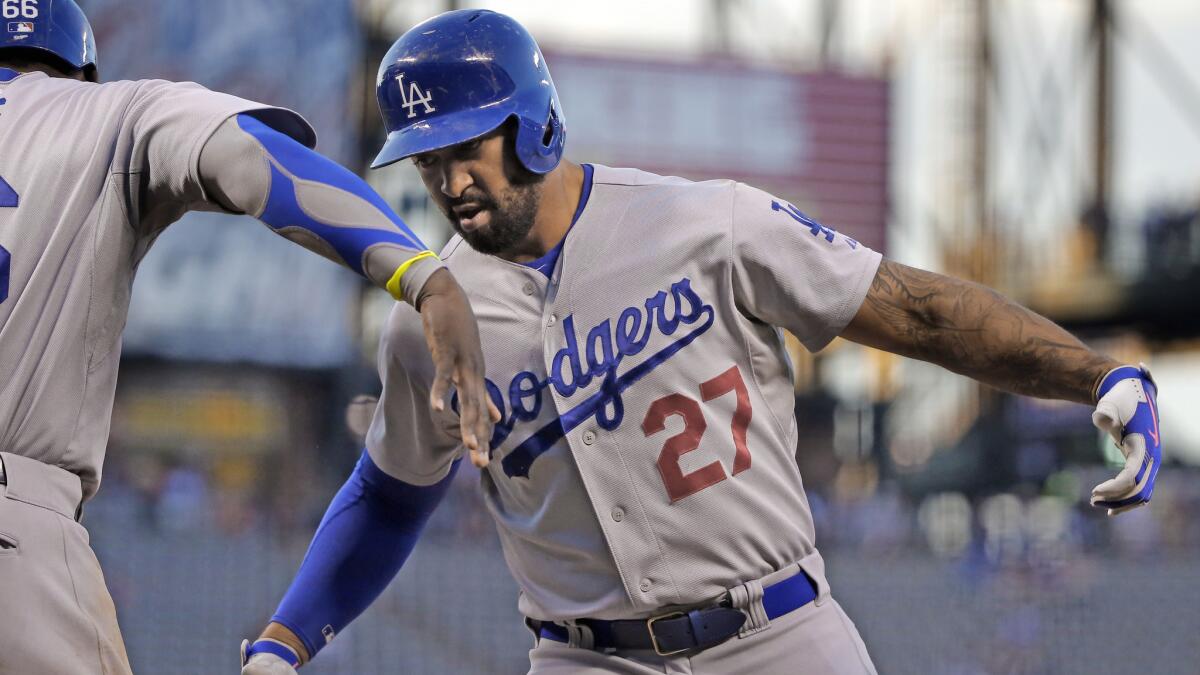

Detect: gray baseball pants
0,453,132,675
527,562,877,675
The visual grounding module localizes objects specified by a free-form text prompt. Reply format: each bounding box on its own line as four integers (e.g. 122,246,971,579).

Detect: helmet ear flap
511,100,564,175
542,105,561,148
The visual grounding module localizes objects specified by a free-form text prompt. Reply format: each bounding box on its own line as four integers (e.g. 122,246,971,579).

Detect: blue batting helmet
0,0,96,80
372,9,565,174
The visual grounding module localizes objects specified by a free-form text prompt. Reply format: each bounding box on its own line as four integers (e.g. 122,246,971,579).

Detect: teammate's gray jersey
0,71,313,500
367,165,881,621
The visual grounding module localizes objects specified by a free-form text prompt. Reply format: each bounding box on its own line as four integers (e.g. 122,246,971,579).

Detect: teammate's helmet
0,0,97,81
372,9,565,174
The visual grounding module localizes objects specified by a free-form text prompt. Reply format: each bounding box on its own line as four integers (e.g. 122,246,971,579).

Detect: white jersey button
547,314,557,326
522,281,535,296
610,507,624,522
582,429,596,445
639,578,652,592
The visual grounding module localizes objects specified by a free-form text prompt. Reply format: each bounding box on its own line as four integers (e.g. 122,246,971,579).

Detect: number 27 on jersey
644,365,753,503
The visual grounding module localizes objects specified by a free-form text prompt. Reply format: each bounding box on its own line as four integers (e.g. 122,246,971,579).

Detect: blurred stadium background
77,0,1199,672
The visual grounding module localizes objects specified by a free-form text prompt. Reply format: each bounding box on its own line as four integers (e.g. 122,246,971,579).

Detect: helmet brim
370,106,512,170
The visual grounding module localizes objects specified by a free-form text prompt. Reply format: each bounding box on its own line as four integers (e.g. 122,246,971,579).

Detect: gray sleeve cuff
395,255,447,307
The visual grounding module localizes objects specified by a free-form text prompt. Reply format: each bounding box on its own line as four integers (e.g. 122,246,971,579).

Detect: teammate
0,3,499,673
242,10,1163,674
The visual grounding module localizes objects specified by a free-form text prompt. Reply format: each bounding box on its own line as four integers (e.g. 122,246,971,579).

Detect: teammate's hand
1090,364,1162,516
414,268,501,468
240,639,300,675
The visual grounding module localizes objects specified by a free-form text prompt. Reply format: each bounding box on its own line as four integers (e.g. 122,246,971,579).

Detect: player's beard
445,177,543,257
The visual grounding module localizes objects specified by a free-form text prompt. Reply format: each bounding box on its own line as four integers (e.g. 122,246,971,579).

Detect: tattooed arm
841,259,1120,405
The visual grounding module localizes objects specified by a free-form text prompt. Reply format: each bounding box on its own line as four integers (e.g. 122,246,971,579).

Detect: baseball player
0,3,499,673
242,10,1163,674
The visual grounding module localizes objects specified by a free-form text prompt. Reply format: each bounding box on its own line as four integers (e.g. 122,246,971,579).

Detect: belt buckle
646,611,688,656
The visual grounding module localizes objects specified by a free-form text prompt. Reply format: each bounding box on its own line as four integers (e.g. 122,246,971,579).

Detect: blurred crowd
90,427,1200,561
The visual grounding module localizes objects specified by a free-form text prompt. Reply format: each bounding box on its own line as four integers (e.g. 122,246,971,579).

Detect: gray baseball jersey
367,165,881,622
0,70,313,500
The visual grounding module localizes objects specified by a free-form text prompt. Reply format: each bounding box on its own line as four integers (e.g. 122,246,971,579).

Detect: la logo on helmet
395,73,435,119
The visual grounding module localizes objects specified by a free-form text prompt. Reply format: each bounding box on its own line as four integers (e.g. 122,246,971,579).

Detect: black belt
537,570,818,656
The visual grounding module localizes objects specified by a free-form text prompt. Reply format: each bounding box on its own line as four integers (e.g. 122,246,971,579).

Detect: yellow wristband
385,251,441,302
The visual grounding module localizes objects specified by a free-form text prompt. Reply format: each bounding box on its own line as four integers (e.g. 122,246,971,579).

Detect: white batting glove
241,639,300,675
1090,364,1162,516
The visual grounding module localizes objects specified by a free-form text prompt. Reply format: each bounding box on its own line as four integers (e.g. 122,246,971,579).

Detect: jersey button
582,429,596,445
610,507,624,522
547,314,557,327
522,281,536,296
639,578,652,593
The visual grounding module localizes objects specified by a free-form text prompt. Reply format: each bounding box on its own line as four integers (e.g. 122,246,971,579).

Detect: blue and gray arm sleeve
198,113,442,303
270,451,459,659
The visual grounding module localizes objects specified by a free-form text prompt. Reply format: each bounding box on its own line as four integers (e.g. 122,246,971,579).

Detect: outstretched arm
841,259,1161,515
199,114,497,462
841,259,1120,404
199,113,438,302
242,451,459,670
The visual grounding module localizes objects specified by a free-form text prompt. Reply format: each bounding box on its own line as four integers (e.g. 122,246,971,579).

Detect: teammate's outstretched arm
840,259,1161,515
198,114,498,464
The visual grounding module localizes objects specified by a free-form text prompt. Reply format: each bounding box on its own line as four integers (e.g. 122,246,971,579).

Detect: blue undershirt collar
524,163,593,279
0,68,21,82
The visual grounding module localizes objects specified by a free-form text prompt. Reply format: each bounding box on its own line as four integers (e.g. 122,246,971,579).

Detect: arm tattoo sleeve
846,259,1119,404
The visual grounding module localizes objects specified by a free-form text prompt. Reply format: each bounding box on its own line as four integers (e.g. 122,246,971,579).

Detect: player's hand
1090,364,1162,516
240,639,300,675
414,268,501,468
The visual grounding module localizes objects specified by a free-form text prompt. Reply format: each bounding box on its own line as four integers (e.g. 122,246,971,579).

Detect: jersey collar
523,163,593,278
569,163,595,227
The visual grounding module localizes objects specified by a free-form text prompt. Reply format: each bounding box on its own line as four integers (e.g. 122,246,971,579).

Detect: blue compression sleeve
233,114,436,295
271,451,459,659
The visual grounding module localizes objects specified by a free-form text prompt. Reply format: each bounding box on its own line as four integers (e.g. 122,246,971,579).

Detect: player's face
411,127,544,256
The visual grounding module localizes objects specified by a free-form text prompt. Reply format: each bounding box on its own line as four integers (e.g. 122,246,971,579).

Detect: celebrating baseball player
242,9,1163,674
0,2,499,673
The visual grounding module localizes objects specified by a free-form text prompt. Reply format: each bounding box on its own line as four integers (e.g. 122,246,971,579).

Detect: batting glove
1090,364,1162,516
241,639,300,675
